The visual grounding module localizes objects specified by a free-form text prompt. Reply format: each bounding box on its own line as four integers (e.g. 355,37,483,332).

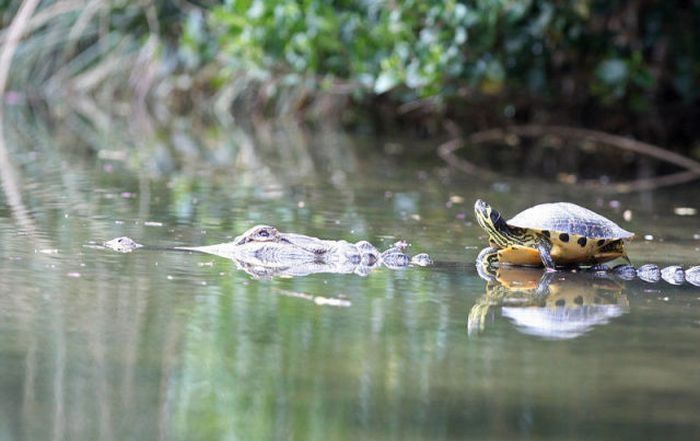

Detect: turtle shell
507,202,634,240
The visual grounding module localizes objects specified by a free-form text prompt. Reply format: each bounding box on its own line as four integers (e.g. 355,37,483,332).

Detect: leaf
374,71,400,94
597,59,628,86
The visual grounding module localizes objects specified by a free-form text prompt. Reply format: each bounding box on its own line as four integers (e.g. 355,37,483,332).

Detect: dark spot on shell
597,239,605,246
555,299,566,307
543,230,550,238
577,237,587,247
559,233,569,242
574,296,584,305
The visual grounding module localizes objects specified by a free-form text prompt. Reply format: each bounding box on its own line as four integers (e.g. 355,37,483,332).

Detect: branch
439,124,700,193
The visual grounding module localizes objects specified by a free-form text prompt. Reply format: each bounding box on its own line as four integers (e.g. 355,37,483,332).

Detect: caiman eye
258,230,269,238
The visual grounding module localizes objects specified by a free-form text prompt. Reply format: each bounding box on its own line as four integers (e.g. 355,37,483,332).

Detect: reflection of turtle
474,199,633,271
468,267,629,339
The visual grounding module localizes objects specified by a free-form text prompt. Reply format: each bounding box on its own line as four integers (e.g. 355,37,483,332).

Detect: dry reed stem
65,0,104,59
0,0,42,235
0,0,86,47
0,0,42,95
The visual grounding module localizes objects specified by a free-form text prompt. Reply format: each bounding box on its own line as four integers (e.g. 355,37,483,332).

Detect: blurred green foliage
3,0,698,140
197,0,699,110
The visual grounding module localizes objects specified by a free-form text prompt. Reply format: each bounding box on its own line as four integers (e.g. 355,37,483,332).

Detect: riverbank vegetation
2,0,699,154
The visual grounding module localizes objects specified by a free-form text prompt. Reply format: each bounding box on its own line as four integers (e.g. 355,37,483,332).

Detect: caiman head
231,225,325,255
232,225,281,245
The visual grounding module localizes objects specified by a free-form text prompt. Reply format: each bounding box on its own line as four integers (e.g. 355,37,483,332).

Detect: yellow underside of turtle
496,237,623,266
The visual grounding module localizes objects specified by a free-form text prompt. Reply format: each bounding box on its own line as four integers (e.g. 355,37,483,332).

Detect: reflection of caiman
468,266,630,340
103,225,432,278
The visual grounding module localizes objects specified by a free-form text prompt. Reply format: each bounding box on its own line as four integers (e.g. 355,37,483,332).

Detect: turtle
474,199,634,271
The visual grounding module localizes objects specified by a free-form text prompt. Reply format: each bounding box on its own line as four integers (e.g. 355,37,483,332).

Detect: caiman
103,225,432,279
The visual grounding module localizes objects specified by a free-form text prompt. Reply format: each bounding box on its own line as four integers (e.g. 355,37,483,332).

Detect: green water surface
1,112,699,441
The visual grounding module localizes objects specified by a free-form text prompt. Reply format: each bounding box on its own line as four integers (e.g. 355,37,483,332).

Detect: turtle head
474,199,521,247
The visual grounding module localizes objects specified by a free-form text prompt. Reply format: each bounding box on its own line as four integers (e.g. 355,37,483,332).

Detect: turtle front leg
620,252,632,265
536,238,556,271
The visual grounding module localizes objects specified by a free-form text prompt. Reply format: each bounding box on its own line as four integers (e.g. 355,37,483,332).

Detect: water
1,111,700,440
